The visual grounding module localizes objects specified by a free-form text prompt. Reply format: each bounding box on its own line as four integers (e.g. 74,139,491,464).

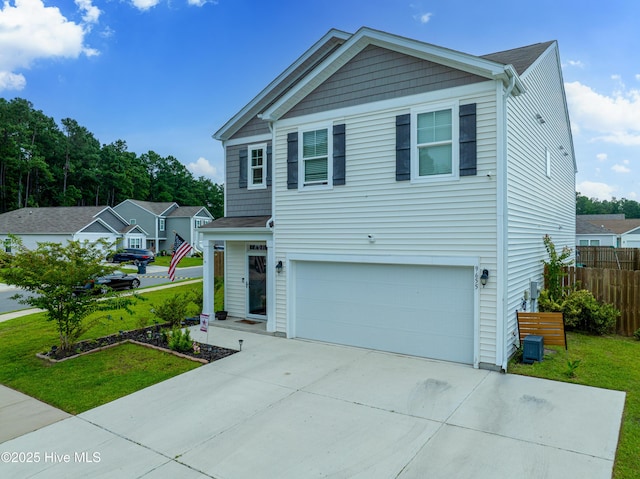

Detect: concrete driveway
0,327,625,479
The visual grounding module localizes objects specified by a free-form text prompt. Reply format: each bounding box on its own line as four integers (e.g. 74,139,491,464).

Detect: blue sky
1,0,639,201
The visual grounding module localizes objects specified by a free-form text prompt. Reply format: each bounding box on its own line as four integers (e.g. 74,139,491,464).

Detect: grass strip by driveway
509,332,640,479
0,284,203,415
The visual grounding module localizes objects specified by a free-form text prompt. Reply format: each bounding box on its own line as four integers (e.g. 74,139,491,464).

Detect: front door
247,251,267,320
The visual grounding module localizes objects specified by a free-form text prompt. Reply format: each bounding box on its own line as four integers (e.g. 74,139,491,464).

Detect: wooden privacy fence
213,251,224,278
560,266,640,335
576,246,640,270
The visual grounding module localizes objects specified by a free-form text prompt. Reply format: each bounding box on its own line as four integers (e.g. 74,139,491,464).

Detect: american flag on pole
168,233,192,281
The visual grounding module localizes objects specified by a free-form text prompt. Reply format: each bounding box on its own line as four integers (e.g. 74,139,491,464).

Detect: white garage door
295,261,475,364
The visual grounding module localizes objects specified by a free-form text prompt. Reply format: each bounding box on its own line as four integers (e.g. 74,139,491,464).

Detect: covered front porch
199,216,276,333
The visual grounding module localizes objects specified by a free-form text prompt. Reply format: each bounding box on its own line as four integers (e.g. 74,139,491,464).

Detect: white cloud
577,180,617,200
0,0,94,91
566,60,584,68
75,0,100,25
611,163,631,173
636,74,640,82
188,157,217,178
565,81,640,146
414,12,433,24
596,153,608,162
131,0,161,10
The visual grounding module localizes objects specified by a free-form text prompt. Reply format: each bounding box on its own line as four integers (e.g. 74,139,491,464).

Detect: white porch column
266,238,275,332
202,239,215,319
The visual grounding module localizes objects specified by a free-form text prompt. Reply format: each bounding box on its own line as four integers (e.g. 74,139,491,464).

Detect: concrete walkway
0,327,626,479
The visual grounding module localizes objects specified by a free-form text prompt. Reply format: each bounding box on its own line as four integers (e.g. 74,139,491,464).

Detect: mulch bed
38,320,238,364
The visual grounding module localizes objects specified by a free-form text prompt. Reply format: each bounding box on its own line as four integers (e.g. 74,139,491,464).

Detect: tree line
576,193,640,218
0,97,223,218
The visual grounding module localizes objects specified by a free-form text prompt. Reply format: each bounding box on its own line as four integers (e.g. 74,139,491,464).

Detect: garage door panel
295,261,474,364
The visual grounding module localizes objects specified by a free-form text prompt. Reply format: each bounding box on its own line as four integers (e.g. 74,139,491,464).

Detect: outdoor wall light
276,260,283,274
480,269,489,287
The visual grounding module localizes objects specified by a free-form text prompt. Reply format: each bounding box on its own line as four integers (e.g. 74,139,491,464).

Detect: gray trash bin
137,260,147,274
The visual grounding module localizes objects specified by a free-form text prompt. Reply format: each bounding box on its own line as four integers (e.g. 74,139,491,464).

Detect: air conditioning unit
522,335,544,364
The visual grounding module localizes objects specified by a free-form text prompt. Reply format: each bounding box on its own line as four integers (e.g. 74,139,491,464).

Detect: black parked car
109,248,155,264
74,272,141,295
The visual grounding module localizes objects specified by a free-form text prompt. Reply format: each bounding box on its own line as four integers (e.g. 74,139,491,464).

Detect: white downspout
498,73,517,372
266,119,277,333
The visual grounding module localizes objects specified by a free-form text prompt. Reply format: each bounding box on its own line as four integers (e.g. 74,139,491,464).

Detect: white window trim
129,237,142,248
410,102,459,183
159,218,165,232
248,143,267,190
298,123,333,190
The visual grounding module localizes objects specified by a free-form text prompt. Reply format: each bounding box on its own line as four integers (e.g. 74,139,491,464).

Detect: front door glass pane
248,255,266,316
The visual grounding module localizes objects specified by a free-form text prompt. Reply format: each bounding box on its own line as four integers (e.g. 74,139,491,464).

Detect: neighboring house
113,200,213,254
577,215,640,247
0,206,146,252
199,27,576,370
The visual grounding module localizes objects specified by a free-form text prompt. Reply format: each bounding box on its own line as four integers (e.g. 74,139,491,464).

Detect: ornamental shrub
541,289,618,335
168,327,192,353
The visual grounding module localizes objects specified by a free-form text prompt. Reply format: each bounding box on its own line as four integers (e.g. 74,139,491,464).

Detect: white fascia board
262,27,524,121
224,133,271,147
273,81,495,130
214,29,352,141
199,228,272,242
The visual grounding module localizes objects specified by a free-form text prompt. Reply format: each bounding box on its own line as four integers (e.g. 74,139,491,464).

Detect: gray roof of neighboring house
577,216,640,235
0,207,121,234
578,214,626,220
201,216,271,229
481,41,555,75
576,217,614,235
168,206,212,218
125,200,177,216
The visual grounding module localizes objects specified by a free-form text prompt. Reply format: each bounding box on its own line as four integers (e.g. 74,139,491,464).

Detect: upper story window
130,219,136,225
248,144,267,189
300,126,332,188
159,218,165,231
412,104,458,181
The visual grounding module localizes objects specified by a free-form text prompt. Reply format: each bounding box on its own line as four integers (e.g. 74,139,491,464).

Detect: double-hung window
159,218,165,232
248,144,267,189
412,104,458,180
301,127,331,188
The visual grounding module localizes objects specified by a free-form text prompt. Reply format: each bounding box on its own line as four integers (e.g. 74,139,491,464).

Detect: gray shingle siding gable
226,143,272,217
82,221,112,233
230,36,346,141
283,44,487,119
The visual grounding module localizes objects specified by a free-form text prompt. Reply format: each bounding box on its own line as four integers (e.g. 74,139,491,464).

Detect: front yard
509,332,640,479
0,284,205,414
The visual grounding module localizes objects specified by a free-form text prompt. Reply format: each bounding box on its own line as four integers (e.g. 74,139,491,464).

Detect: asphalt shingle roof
0,207,113,234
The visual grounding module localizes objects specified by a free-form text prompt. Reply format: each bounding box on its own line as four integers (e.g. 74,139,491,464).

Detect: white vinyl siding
504,44,576,361
274,84,499,364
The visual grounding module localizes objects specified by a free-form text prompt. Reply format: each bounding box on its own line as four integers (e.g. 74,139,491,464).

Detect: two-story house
199,27,576,370
0,206,146,252
114,200,213,254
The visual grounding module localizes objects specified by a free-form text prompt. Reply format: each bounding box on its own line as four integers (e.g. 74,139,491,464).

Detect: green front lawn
509,332,640,479
152,255,203,268
0,283,203,414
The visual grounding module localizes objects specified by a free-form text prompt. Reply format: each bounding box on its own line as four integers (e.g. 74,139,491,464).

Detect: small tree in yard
542,234,573,302
0,236,133,351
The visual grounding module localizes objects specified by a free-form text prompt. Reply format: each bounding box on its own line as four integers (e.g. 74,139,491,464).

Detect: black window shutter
333,124,346,185
266,144,272,186
238,147,248,188
459,103,477,176
396,114,411,181
287,132,298,189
